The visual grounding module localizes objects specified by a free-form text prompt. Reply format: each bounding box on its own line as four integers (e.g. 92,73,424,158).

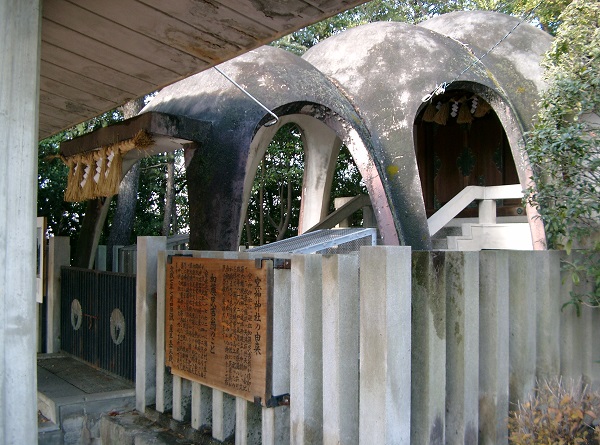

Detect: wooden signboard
165,256,273,405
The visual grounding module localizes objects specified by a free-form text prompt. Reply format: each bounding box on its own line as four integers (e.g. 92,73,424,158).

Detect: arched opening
240,103,397,247
241,121,368,247
415,90,523,218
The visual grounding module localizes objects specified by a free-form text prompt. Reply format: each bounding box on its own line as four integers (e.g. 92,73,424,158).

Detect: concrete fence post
155,250,172,413
136,236,166,412
479,251,509,445
445,251,479,445
359,246,412,445
559,251,600,385
290,254,323,445
508,251,538,405
322,254,359,445
46,236,70,353
411,251,447,445
535,251,561,381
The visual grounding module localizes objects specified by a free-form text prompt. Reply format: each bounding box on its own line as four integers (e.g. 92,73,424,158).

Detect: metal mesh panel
316,234,374,255
247,228,376,254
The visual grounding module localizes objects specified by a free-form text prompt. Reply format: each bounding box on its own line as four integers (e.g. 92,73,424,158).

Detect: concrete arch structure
142,11,552,250
303,12,552,249
142,46,398,250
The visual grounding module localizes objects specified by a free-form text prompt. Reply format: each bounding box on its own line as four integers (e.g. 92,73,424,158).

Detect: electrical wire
422,1,546,103
213,66,279,126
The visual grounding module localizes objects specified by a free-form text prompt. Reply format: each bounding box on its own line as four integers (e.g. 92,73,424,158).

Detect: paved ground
37,353,136,445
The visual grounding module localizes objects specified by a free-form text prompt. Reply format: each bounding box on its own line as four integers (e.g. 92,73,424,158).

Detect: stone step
38,411,64,445
101,409,228,445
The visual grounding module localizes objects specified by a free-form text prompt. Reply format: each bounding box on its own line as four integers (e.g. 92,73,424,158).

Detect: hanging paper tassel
474,99,491,117
470,95,479,114
433,101,450,125
103,146,123,197
457,101,474,124
81,153,97,200
422,102,437,122
450,99,460,118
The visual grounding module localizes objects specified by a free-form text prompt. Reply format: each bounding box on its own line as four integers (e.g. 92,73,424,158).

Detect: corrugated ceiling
39,0,368,139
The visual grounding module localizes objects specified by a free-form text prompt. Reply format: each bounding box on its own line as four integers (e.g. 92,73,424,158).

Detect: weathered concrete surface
100,408,226,445
136,236,167,412
37,354,135,445
290,254,324,444
359,246,412,444
142,46,402,249
303,14,550,249
141,11,550,251
478,251,509,445
0,0,41,443
420,11,552,132
411,251,447,445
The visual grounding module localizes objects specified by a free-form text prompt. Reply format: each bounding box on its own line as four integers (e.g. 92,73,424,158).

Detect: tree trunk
73,197,112,268
162,154,175,236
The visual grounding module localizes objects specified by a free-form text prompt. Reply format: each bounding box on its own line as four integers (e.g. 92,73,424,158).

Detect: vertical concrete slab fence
144,241,599,444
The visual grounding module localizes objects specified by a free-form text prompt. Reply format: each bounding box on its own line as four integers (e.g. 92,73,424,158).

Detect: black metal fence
60,267,136,381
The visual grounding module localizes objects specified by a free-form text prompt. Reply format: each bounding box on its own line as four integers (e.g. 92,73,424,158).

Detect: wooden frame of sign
165,255,274,405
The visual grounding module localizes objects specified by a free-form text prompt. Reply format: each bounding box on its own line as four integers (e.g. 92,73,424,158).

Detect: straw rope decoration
63,130,153,202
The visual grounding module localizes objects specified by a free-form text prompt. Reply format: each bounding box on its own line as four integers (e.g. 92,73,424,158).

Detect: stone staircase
37,353,135,445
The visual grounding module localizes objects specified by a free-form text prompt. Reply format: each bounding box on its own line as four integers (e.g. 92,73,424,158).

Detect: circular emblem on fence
110,308,126,345
71,299,82,330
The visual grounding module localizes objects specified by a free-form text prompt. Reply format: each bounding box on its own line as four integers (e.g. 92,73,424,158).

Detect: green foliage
508,378,600,444
273,0,567,56
243,124,304,245
241,124,367,247
38,107,188,246
511,0,573,35
525,0,600,309
273,0,486,55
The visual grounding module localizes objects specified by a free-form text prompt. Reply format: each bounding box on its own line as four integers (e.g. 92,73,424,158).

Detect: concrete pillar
191,382,212,430
322,254,359,445
290,254,323,445
212,390,235,441
172,375,192,422
445,252,479,445
359,246,411,445
508,251,537,405
46,237,70,353
155,251,172,412
558,251,600,385
235,397,261,445
478,199,496,224
0,1,41,443
135,236,166,412
262,406,290,445
333,197,354,228
112,245,124,272
535,251,561,381
297,117,341,234
478,251,509,445
410,251,446,445
95,245,107,271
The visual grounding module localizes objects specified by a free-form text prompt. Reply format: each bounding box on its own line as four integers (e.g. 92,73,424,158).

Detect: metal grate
247,228,377,254
60,267,136,381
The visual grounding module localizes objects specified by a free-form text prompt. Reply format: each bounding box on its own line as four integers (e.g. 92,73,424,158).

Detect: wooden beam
59,111,211,156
